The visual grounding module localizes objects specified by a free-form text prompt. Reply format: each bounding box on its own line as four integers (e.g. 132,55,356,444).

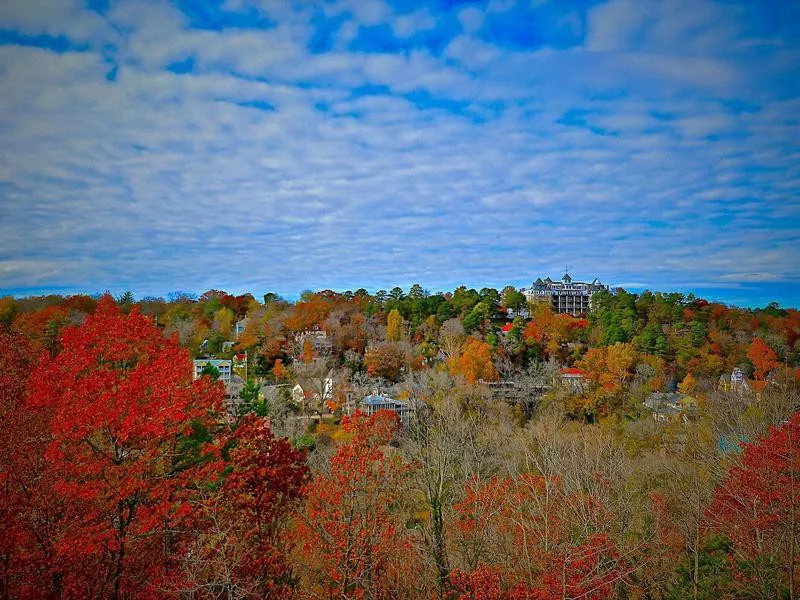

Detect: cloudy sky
0,0,798,306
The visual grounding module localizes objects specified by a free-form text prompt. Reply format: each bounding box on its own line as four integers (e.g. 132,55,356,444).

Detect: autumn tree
448,415,633,598
0,296,18,328
400,381,513,597
300,337,315,363
11,304,68,355
575,342,637,419
179,414,308,597
709,411,800,598
0,331,58,598
649,422,724,600
678,372,698,395
26,296,224,598
364,342,411,382
273,357,286,381
522,303,582,361
213,306,236,338
440,318,467,359
284,295,334,333
295,411,419,598
449,338,498,383
748,336,779,382
386,308,404,342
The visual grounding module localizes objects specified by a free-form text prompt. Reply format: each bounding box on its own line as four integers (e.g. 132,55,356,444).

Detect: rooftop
362,394,407,407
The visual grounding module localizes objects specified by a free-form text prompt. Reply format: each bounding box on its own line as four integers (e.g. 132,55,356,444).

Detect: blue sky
0,0,798,308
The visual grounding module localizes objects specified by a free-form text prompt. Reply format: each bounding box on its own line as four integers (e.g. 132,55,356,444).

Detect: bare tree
439,318,466,359
400,372,513,597
164,316,196,346
292,358,335,418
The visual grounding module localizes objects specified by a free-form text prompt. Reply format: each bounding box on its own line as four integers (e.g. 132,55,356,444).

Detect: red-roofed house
501,323,514,334
559,367,587,393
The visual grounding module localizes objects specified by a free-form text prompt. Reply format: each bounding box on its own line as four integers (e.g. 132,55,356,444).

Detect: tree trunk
431,497,448,598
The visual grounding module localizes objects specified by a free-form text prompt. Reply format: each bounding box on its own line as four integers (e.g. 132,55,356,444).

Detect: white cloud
0,0,117,45
0,0,797,301
392,9,436,38
457,7,485,34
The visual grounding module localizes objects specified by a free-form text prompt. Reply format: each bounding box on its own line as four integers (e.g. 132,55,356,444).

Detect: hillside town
2,274,798,598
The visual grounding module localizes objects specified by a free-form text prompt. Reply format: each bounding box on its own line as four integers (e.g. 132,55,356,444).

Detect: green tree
263,292,282,304
501,287,527,312
463,301,490,334
408,284,425,299
238,380,270,417
200,363,221,381
668,537,736,600
117,291,134,313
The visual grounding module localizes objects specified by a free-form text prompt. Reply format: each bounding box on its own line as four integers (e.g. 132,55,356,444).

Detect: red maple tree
709,411,800,597
0,331,63,598
295,410,417,598
25,296,224,598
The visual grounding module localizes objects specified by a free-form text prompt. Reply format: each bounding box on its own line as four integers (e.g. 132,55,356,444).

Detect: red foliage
447,564,527,599
200,414,309,596
221,293,255,318
451,473,627,600
62,294,99,315
295,411,414,598
0,331,57,598
567,318,589,331
23,296,224,597
709,412,800,589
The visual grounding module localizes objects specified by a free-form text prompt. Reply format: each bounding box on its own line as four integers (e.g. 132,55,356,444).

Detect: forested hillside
1,286,798,599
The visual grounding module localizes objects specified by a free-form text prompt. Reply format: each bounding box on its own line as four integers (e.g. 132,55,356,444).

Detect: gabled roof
562,273,572,283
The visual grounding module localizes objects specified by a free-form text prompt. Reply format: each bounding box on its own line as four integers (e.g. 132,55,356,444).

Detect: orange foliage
284,296,334,333
577,343,636,393
11,305,68,353
522,320,544,344
449,338,498,383
273,358,286,380
301,338,315,363
236,316,269,349
521,304,583,358
747,337,778,380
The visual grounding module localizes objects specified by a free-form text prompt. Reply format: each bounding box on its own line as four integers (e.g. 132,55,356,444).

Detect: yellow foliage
577,342,636,393
386,309,404,342
214,306,235,338
677,373,697,395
